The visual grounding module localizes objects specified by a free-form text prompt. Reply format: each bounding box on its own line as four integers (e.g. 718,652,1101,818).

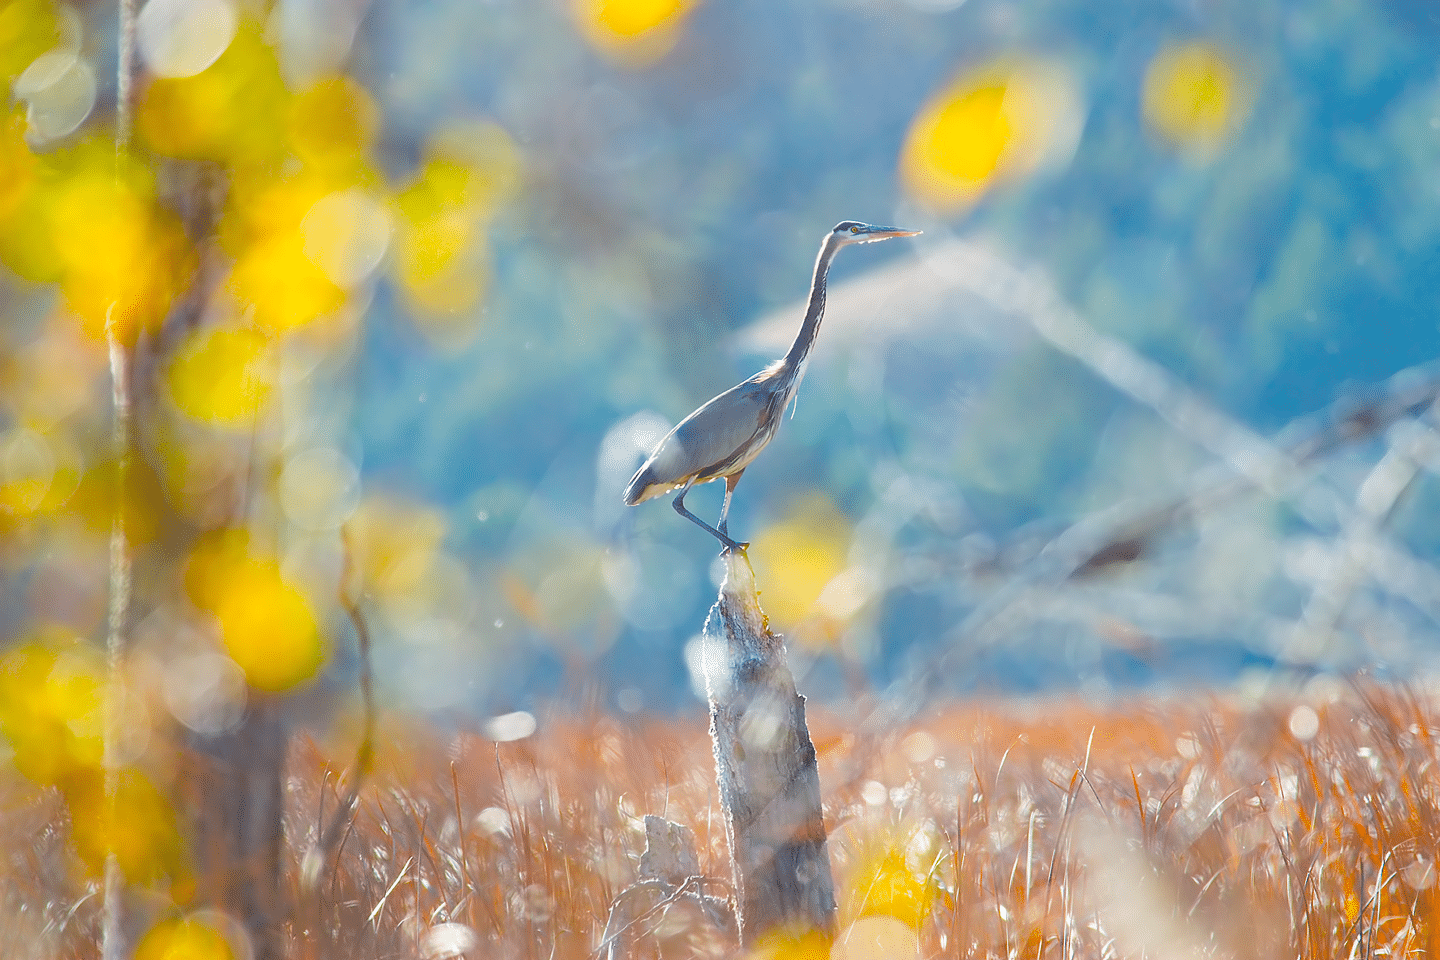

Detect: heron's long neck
780,238,841,375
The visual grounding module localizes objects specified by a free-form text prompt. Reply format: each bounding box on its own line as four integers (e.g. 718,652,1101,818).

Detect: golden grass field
5,681,1439,959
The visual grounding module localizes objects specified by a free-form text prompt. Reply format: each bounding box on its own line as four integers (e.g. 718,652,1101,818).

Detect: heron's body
625,221,918,551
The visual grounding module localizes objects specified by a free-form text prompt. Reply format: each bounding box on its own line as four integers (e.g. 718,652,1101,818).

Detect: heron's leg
717,471,749,548
674,481,745,552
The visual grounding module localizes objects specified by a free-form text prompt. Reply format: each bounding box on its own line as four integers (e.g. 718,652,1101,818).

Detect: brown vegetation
7,680,1440,958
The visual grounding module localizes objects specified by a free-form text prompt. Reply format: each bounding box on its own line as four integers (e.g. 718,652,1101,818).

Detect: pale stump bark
703,551,836,945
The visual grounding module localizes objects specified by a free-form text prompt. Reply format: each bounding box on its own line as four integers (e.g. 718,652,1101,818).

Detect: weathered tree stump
702,551,836,946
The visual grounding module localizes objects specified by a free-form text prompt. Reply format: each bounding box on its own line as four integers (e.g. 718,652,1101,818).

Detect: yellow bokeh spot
844,842,937,930
0,107,37,222
574,0,693,63
71,454,163,545
925,84,1013,184
0,0,60,81
186,531,326,692
138,22,290,164
167,327,274,426
748,924,831,960
1143,41,1243,155
749,495,851,648
901,59,1082,212
346,496,448,604
288,75,378,174
224,175,356,330
230,230,348,330
902,73,1016,211
47,150,192,343
136,916,236,960
0,636,106,786
389,125,518,334
597,0,684,37
67,767,189,887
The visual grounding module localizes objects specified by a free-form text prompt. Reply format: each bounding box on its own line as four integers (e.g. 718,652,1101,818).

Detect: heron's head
830,221,921,246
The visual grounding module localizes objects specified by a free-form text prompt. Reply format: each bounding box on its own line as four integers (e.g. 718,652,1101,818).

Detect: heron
624,220,920,552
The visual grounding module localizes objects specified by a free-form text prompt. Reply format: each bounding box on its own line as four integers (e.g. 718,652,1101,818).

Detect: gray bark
179,700,286,960
702,552,836,946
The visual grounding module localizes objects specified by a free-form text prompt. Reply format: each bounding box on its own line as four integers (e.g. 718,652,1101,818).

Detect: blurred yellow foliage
596,0,686,37
186,531,326,692
843,837,938,929
167,327,274,425
0,636,106,786
0,426,74,515
393,159,490,321
1143,41,1244,155
71,454,163,544
918,84,1012,183
347,496,449,604
748,924,831,959
0,108,37,222
231,230,349,331
0,639,188,888
224,174,361,329
136,916,236,960
901,59,1081,212
903,75,1014,211
48,153,193,343
574,0,693,64
0,0,60,81
289,76,379,175
139,22,289,164
67,766,189,886
749,495,851,647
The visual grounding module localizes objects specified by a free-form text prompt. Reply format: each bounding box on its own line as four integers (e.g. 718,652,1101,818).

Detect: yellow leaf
749,495,851,647
1143,41,1245,156
0,0,60,81
573,0,694,64
0,637,106,786
288,75,378,173
138,22,289,164
46,151,192,342
901,59,1082,212
136,916,236,960
67,766,189,887
166,327,273,425
214,561,325,692
186,531,326,692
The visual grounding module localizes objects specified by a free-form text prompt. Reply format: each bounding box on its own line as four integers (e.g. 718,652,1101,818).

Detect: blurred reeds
6,681,1440,958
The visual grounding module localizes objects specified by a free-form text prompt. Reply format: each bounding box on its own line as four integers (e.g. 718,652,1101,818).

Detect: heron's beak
855,225,921,242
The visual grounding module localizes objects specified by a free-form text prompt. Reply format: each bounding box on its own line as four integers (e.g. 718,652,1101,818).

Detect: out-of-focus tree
0,0,518,953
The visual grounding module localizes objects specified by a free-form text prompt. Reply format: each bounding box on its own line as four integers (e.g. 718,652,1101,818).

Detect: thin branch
307,524,377,883
99,309,132,960
116,0,138,149
102,0,139,943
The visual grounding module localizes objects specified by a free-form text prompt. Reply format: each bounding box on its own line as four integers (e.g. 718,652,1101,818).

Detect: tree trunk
179,700,287,960
702,552,836,946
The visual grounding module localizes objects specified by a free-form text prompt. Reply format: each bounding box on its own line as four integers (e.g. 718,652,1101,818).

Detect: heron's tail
624,465,655,506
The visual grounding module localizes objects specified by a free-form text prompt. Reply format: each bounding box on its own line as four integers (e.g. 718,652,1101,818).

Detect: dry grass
7,682,1440,958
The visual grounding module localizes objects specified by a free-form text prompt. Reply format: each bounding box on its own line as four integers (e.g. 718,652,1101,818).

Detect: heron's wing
625,381,782,503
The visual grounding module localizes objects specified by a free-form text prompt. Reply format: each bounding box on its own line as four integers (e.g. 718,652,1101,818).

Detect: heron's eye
849,224,861,234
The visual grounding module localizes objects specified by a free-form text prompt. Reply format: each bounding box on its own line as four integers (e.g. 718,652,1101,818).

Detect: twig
102,0,139,938
593,876,723,960
307,525,377,884
99,308,132,960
